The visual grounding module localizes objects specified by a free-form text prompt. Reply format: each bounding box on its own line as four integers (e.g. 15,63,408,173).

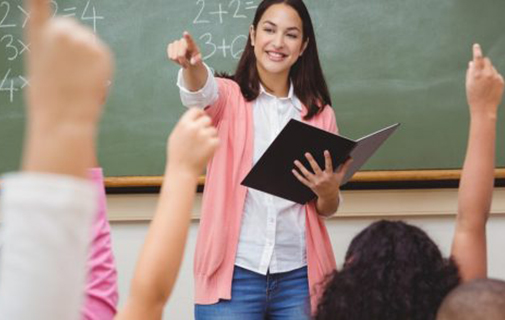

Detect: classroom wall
109,189,505,320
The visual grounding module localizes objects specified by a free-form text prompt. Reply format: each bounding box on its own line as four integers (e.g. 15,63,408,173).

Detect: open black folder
241,120,400,204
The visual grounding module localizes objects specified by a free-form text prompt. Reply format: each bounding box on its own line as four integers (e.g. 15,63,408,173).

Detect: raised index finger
473,43,484,69
183,31,198,52
25,0,50,45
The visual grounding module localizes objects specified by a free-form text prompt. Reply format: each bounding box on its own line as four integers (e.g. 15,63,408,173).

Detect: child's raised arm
22,0,112,178
451,44,504,281
0,0,113,319
116,108,219,320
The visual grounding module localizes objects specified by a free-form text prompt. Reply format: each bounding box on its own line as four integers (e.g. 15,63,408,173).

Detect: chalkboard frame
102,169,505,193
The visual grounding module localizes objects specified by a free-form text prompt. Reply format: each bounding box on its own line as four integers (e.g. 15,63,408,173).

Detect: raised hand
466,43,504,117
167,32,203,69
452,44,503,282
115,109,219,320
167,108,219,175
25,0,112,127
22,0,113,177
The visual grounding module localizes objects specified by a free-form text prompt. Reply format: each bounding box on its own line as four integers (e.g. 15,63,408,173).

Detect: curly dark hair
314,220,461,320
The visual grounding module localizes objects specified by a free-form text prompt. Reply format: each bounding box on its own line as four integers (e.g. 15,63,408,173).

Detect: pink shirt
82,168,118,320
194,78,337,312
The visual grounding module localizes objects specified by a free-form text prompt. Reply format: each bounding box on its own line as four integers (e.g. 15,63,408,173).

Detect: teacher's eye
263,28,275,34
286,33,298,39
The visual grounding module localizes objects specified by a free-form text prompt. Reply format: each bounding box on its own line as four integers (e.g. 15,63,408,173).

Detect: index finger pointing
473,43,484,68
25,0,50,44
183,31,197,51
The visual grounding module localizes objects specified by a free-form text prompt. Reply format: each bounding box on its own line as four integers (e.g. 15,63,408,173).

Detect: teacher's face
250,3,307,81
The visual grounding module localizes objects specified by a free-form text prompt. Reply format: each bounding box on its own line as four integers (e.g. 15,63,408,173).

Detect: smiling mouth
266,51,288,61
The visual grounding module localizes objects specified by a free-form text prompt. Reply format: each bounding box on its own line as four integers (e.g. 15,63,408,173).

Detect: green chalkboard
1,0,505,177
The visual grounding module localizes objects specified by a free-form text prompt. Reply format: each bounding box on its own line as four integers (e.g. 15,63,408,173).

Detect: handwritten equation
192,0,257,61
1,0,103,104
2,0,258,104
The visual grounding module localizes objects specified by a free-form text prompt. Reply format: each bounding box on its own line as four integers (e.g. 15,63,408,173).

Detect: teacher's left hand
292,151,352,200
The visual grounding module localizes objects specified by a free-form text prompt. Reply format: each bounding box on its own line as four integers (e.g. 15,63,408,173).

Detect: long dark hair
219,0,331,120
315,220,461,320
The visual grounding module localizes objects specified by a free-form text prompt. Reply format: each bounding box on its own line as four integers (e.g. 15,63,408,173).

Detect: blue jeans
194,266,310,320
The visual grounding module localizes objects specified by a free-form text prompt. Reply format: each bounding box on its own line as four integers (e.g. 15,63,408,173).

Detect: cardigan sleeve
177,64,240,125
177,63,219,109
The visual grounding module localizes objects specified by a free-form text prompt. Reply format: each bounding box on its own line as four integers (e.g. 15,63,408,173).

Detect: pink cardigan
194,78,337,312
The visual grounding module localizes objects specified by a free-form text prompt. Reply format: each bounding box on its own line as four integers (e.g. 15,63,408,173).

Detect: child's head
233,0,331,119
315,220,461,320
437,278,505,320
